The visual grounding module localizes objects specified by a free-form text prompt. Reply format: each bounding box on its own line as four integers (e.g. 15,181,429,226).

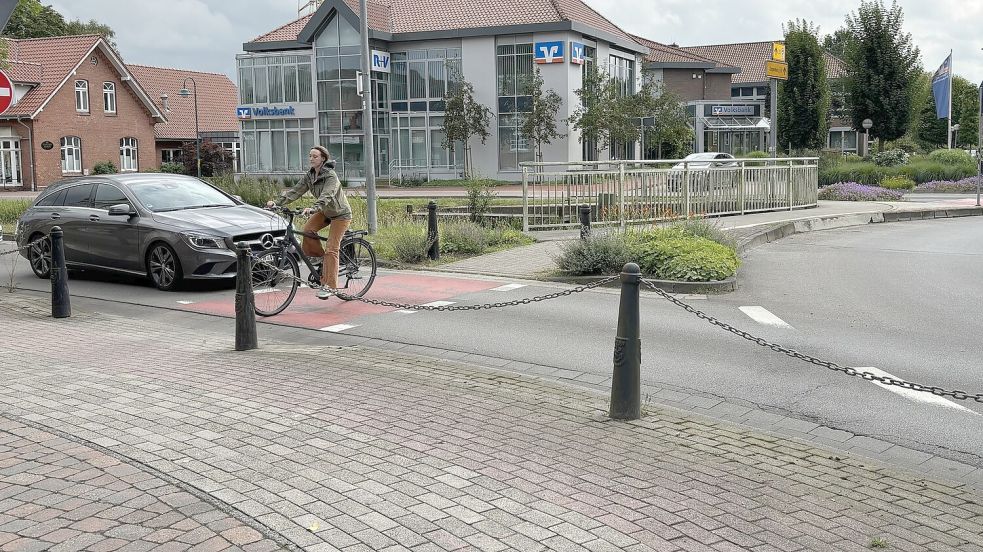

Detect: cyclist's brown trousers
301,212,351,288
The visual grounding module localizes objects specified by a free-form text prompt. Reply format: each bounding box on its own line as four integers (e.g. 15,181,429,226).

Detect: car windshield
128,179,236,212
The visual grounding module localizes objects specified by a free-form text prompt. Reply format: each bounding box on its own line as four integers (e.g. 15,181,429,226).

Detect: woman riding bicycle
267,146,351,300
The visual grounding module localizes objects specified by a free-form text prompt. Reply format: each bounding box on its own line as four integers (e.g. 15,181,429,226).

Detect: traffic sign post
0,69,14,115
765,60,789,80
767,42,787,156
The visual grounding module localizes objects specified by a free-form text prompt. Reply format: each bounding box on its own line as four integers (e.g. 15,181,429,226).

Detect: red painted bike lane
178,272,503,330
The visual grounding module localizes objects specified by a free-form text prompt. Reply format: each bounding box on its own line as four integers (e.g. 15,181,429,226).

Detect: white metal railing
520,158,819,231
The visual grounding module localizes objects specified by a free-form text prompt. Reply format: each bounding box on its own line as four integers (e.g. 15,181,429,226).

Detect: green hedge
820,156,977,186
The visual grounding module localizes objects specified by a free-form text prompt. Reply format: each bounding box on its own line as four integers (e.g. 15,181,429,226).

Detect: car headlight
183,233,227,250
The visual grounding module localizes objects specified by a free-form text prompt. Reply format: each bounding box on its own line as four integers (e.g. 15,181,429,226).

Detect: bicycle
250,206,377,316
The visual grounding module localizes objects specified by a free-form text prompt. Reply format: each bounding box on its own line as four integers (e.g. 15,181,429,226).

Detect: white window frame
161,148,182,164
61,136,82,173
75,80,89,113
103,82,116,113
119,137,138,172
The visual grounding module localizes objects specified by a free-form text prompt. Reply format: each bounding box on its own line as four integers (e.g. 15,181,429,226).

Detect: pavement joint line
0,411,299,552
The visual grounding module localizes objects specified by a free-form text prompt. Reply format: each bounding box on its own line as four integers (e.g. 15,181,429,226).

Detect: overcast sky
51,0,983,86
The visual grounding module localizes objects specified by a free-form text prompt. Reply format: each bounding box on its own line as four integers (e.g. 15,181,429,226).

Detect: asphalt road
2,216,982,466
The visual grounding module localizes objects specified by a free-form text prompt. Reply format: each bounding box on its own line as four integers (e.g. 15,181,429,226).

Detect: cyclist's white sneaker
317,287,334,300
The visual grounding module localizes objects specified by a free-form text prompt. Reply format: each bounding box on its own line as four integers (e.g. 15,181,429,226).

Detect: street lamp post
862,118,873,156
179,77,201,178
950,123,960,149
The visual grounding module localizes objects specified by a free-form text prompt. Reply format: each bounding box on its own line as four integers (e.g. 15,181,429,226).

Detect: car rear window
36,189,67,207
63,184,94,207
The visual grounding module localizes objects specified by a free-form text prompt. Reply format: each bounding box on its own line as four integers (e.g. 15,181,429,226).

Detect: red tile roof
5,60,43,84
251,0,639,47
2,35,102,117
682,41,847,84
630,34,735,69
128,65,239,140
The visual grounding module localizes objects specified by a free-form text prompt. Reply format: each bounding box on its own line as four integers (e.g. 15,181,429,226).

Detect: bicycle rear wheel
337,238,376,299
251,250,299,316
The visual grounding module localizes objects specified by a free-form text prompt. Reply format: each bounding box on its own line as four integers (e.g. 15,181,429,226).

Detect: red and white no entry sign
0,70,13,115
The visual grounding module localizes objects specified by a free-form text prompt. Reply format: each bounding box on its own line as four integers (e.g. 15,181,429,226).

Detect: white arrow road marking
421,301,455,307
739,306,792,328
858,366,979,415
320,324,358,333
491,283,525,292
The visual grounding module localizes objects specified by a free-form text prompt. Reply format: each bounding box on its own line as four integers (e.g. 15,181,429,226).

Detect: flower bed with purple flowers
818,182,905,201
914,177,982,193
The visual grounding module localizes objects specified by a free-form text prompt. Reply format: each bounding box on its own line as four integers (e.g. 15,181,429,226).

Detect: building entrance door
0,139,21,188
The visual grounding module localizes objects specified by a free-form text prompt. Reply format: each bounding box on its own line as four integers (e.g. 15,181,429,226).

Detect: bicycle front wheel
337,238,376,299
251,250,300,316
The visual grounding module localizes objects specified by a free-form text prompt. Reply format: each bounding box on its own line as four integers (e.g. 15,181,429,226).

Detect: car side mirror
108,203,136,216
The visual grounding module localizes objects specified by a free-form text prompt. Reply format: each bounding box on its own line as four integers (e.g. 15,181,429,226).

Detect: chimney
670,42,679,48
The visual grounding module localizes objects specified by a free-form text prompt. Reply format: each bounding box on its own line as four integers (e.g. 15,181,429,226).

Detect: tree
778,20,831,151
822,28,853,59
639,86,691,159
843,0,922,151
442,79,493,179
65,19,117,50
519,68,564,163
569,66,649,160
3,0,66,38
180,140,233,177
2,1,116,48
916,75,979,149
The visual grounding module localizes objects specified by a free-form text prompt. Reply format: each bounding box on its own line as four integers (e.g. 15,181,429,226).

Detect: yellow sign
772,42,786,62
766,60,788,80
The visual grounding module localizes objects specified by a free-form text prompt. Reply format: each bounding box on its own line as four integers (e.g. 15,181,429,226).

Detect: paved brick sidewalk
0,417,284,552
1,293,982,551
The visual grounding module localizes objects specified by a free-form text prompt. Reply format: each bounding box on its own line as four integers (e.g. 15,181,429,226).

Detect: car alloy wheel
27,234,51,279
148,243,182,291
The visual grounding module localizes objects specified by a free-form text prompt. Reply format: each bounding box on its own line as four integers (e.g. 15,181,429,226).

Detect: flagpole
947,50,953,148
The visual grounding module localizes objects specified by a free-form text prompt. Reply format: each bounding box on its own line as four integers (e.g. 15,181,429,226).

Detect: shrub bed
914,177,983,193
555,221,741,282
818,182,905,201
820,154,977,186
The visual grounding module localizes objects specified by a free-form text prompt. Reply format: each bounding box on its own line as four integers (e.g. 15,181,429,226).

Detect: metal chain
641,278,983,403
0,236,47,258
250,253,619,311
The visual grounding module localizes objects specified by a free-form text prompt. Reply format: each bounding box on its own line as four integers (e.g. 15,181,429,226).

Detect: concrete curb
738,205,983,255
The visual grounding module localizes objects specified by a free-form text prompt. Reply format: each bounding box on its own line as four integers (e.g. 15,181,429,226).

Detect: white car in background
668,152,738,191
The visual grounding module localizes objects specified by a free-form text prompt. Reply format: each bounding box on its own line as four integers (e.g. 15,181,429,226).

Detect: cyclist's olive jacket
276,161,352,220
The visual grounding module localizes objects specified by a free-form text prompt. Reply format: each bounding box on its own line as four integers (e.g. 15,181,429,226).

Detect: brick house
127,65,241,172
0,35,166,191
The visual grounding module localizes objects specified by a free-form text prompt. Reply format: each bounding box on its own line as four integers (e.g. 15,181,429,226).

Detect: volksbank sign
236,104,316,119
237,106,296,119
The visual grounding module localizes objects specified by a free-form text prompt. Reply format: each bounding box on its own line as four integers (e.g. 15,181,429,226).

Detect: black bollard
49,226,71,318
427,200,439,261
406,204,414,215
610,262,641,420
579,205,592,240
234,242,258,351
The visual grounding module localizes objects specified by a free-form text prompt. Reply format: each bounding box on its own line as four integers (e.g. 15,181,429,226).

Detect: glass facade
389,48,464,176
496,39,533,171
239,55,313,105
241,119,316,172
581,45,597,161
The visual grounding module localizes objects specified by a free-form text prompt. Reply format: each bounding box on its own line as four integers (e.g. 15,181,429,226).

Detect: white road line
858,367,980,415
739,306,792,328
175,301,195,305
491,284,526,292
421,301,455,307
253,288,283,294
319,324,359,333
396,310,418,314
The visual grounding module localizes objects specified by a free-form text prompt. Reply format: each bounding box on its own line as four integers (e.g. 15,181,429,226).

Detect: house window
161,149,182,164
0,139,21,187
75,81,89,113
217,141,241,173
103,82,116,113
238,55,313,105
61,136,82,173
496,39,534,171
120,137,138,171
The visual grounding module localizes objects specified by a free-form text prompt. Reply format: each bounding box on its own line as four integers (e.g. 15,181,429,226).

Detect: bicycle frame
268,207,364,285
